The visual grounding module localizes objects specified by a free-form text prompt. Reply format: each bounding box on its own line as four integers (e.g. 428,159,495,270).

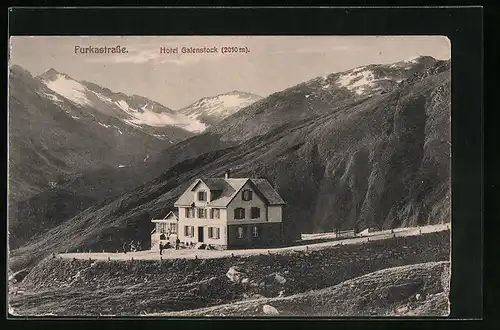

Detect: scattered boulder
262,304,279,315
9,305,19,316
11,269,30,283
396,305,409,314
226,266,245,283
274,273,287,285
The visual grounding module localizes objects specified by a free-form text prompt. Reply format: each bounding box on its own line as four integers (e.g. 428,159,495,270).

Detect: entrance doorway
198,226,204,243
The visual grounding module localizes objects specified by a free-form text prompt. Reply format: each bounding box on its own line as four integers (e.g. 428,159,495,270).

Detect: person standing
175,238,180,250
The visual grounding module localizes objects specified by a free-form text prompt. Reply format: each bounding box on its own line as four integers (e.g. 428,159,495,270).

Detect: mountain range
37,68,206,136
8,56,451,272
8,66,173,203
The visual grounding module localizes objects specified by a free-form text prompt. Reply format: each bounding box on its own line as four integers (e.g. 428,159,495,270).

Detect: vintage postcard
8,35,451,317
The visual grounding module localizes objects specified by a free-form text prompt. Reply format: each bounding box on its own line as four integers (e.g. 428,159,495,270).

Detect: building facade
164,170,286,249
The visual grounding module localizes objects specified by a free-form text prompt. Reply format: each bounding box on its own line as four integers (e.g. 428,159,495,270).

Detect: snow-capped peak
39,72,93,107
179,91,262,125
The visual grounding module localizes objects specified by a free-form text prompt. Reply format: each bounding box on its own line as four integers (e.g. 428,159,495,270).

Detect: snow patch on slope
337,69,378,95
181,92,261,123
42,74,92,107
90,90,113,104
40,92,64,103
406,56,421,64
115,100,131,112
97,122,111,128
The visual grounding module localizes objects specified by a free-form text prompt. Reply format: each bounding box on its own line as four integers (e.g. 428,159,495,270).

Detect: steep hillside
9,57,451,272
179,90,262,125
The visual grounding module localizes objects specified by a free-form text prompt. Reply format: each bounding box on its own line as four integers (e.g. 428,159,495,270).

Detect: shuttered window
234,208,245,219
185,208,193,218
197,208,206,218
184,226,194,237
210,208,220,219
242,190,253,201
208,227,220,239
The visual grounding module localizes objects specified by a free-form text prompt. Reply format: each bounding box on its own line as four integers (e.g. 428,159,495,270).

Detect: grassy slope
9,231,449,316
157,261,450,317
10,61,451,272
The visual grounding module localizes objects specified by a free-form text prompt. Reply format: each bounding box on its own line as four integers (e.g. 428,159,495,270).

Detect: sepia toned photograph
8,35,451,317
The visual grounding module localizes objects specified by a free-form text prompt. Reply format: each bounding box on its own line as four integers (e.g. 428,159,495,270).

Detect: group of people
159,237,181,255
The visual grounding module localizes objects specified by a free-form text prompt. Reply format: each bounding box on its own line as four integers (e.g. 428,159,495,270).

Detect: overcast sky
10,36,450,109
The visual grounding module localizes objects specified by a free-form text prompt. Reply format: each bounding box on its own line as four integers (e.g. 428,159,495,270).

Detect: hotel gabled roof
174,177,285,207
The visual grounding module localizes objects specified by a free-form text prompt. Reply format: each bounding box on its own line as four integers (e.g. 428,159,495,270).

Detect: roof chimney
225,168,231,179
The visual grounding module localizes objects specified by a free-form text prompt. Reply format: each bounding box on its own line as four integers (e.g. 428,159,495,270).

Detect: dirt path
59,223,449,262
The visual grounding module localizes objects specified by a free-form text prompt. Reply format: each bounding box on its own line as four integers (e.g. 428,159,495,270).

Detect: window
169,223,177,234
198,191,207,201
210,208,220,219
237,226,245,239
208,227,220,239
158,222,167,234
197,208,206,218
252,226,259,238
234,208,245,219
185,208,195,218
242,190,253,201
251,207,260,219
184,225,194,237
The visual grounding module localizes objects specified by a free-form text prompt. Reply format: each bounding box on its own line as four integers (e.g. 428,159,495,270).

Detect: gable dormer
197,189,207,202
190,179,210,205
